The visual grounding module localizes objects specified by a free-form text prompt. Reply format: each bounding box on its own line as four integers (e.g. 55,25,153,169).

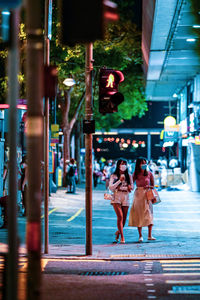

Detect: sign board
51,138,59,144
51,124,59,132
49,150,54,173
51,124,59,144
163,131,178,142
165,125,179,132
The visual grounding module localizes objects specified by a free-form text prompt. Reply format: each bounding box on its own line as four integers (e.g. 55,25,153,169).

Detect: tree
50,0,146,167
191,0,200,55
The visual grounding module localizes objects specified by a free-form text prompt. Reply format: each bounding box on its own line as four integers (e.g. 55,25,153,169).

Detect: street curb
40,254,200,261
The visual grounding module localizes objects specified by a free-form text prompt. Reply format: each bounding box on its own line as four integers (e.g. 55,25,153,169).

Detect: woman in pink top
129,157,155,242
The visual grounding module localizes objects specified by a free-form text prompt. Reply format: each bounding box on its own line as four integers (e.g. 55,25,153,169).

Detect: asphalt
2,183,200,300
42,183,200,261
1,183,200,261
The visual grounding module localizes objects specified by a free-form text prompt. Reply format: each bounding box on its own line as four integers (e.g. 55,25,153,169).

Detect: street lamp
62,77,76,184
63,78,76,87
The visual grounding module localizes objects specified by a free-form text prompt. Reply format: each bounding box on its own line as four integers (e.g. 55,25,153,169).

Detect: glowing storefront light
189,113,195,132
164,116,176,127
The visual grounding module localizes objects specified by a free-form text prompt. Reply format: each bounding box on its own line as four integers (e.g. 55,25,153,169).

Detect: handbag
104,192,114,201
146,188,161,205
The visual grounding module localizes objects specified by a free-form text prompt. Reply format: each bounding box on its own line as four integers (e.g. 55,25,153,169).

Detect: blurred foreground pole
7,9,20,300
85,43,93,255
26,0,44,299
44,0,50,255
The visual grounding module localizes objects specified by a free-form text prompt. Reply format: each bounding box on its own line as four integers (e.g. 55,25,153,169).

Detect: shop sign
195,136,200,145
165,125,179,132
163,131,178,142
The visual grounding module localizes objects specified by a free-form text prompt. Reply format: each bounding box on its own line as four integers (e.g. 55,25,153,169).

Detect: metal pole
26,0,43,298
85,43,93,255
44,0,50,254
147,132,151,161
7,9,20,300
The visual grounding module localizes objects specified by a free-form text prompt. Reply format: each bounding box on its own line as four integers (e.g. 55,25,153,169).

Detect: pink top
133,171,154,187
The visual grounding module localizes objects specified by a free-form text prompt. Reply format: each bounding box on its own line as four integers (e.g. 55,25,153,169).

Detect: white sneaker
138,236,143,242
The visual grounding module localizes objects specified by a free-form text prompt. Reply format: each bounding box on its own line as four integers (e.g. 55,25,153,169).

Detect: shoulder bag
146,188,161,205
104,192,114,201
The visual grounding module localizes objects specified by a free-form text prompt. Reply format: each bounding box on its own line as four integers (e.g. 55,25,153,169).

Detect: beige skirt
128,187,153,227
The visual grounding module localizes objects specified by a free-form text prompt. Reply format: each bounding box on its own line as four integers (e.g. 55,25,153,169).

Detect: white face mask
120,165,127,172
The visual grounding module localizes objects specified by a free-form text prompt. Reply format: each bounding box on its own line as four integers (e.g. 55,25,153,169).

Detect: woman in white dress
129,157,155,242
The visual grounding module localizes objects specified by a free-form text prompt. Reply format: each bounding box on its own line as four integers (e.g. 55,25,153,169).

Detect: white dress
129,171,154,227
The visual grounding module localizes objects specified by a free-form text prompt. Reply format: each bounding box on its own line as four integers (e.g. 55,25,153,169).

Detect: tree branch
69,91,85,131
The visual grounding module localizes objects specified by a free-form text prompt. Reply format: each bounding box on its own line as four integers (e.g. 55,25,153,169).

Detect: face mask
141,164,147,170
120,165,127,172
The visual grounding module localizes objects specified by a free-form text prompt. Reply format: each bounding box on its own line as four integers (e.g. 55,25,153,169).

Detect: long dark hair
133,157,148,180
113,158,130,185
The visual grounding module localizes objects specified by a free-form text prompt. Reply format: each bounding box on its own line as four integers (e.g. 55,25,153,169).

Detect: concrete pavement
2,184,200,300
43,183,200,260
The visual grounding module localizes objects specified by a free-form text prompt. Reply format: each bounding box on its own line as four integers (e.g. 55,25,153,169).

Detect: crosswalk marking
166,280,200,284
161,260,200,295
163,272,200,276
168,285,200,295
163,268,200,271
160,260,200,263
162,264,200,267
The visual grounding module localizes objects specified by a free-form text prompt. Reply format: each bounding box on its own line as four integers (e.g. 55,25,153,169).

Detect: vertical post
44,0,50,255
85,43,93,255
147,132,151,161
26,0,43,298
7,9,19,300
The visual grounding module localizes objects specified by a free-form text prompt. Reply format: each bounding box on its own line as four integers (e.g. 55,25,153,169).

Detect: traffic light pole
85,43,93,255
26,0,44,298
7,9,20,300
44,0,50,255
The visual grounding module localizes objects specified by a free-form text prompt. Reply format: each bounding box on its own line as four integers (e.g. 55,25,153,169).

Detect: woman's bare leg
113,204,125,242
148,224,153,238
122,206,129,227
138,227,142,238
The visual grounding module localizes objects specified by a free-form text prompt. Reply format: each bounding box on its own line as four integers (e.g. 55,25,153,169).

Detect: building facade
142,0,200,191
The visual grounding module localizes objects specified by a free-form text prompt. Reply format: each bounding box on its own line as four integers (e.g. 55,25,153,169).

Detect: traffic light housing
99,68,124,114
58,0,119,46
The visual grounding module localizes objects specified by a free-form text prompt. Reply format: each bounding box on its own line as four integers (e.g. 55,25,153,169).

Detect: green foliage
52,0,146,130
0,22,26,102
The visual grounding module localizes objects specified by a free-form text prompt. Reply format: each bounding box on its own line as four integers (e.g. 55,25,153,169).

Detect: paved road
1,184,200,258
2,256,200,299
1,185,200,299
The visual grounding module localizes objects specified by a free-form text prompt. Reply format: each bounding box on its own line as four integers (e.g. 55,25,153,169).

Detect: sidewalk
43,184,200,260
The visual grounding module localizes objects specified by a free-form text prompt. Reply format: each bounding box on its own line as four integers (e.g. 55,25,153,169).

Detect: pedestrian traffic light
58,0,119,46
99,68,124,114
